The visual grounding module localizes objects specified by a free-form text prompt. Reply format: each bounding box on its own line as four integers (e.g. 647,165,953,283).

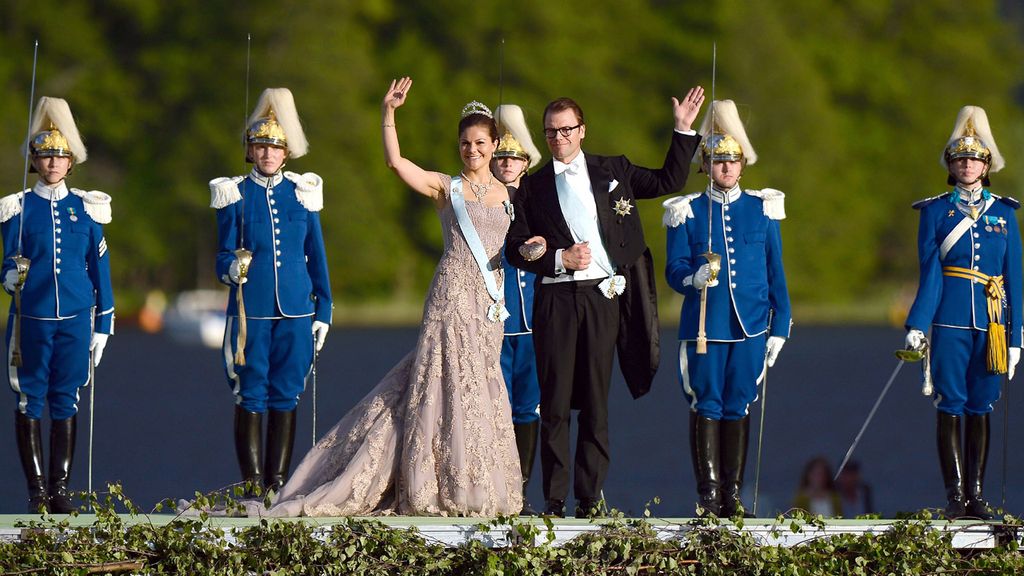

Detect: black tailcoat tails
506,130,701,502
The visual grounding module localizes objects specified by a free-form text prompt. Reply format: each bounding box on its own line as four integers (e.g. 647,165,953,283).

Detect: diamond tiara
461,100,493,119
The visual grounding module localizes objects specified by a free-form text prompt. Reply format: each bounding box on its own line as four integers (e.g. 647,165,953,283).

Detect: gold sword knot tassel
10,256,30,367
695,252,722,355
233,248,253,366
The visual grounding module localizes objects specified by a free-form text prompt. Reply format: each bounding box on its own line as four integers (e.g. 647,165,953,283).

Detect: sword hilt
233,248,253,280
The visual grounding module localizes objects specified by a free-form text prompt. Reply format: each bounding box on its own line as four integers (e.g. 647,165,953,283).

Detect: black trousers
533,279,620,501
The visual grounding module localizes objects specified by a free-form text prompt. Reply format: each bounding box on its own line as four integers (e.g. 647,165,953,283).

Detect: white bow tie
554,158,582,176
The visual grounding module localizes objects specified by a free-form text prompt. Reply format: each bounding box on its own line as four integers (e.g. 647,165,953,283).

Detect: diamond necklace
461,172,496,202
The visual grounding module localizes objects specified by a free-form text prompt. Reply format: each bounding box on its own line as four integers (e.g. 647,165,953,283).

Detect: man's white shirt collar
33,180,69,201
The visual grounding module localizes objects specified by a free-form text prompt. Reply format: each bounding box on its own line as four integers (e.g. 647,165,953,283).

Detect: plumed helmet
695,99,757,166
942,106,1003,173
494,104,542,170
26,97,87,168
246,88,309,159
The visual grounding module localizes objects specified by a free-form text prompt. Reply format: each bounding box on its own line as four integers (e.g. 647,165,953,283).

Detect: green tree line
1,0,1022,324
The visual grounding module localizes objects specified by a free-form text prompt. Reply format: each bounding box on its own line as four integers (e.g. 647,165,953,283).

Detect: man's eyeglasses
543,124,582,139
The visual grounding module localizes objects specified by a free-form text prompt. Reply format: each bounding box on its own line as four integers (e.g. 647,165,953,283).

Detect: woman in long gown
267,78,523,517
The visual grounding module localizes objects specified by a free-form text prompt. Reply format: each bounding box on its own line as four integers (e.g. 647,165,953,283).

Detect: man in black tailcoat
505,88,705,517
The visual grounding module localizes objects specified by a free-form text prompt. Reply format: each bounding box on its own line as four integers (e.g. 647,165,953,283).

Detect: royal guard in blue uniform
2,97,114,512
905,106,1021,519
492,104,543,514
663,100,791,517
210,88,332,494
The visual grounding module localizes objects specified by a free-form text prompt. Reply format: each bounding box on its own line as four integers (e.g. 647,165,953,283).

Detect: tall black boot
937,412,966,519
48,415,77,514
964,413,994,519
514,420,540,515
720,416,753,518
15,411,48,513
692,415,721,516
234,406,263,496
264,409,296,493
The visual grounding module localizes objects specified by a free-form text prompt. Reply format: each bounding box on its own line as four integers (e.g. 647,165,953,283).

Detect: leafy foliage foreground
2,485,1023,575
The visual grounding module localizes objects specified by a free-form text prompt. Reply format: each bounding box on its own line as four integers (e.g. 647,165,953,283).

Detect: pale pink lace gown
269,174,522,516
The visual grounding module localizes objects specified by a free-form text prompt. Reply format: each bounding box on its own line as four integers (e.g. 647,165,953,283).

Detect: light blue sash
450,176,510,322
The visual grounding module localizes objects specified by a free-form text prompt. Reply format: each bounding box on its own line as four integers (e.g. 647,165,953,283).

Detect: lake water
1,325,1022,517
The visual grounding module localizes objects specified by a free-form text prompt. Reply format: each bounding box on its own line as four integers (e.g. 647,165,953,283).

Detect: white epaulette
662,192,702,228
70,188,112,224
744,188,786,220
285,171,324,212
0,192,25,224
210,176,244,209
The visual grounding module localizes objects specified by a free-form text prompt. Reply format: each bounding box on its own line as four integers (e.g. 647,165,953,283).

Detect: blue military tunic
664,186,791,420
212,169,332,413
905,189,1022,415
500,253,539,424
1,181,114,419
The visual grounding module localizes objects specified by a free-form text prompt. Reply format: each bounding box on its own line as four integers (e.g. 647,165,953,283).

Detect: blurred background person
793,456,841,517
835,460,873,517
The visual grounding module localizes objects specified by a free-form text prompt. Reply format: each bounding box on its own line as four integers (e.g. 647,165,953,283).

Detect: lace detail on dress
267,174,520,517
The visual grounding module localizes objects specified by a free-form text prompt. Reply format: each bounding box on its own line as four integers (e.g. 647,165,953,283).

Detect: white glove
905,329,926,351
1010,347,1021,381
3,269,19,292
312,321,329,352
228,260,248,285
90,333,109,367
766,336,786,367
691,264,718,290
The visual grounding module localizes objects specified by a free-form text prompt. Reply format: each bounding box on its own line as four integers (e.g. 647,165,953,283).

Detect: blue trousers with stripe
678,335,766,421
7,313,91,420
501,334,540,424
223,316,313,413
930,325,1002,416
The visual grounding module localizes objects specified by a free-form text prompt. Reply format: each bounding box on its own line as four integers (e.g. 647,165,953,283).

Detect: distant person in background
2,97,114,513
663,100,791,517
793,456,841,517
210,88,332,495
835,461,873,517
492,104,544,515
904,106,1021,520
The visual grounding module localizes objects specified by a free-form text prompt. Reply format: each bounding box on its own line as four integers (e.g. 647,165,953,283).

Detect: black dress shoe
575,498,604,519
520,501,540,516
543,499,565,518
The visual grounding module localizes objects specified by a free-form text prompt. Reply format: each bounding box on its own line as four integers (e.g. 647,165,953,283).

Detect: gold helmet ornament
493,104,543,169
695,99,757,167
246,88,309,160
25,97,87,170
942,106,1004,175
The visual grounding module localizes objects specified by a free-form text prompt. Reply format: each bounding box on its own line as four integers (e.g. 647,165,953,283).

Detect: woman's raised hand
383,77,413,110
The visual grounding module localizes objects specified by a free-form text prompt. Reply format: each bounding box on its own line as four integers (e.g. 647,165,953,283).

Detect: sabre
87,346,95,510
753,348,770,512
311,347,318,447
696,42,718,355
11,40,39,368
234,33,254,366
834,347,924,481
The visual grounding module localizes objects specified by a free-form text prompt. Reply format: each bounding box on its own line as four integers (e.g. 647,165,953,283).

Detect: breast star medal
613,197,634,216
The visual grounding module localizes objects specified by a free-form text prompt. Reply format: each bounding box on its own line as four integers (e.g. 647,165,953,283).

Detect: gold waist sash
941,266,1007,374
